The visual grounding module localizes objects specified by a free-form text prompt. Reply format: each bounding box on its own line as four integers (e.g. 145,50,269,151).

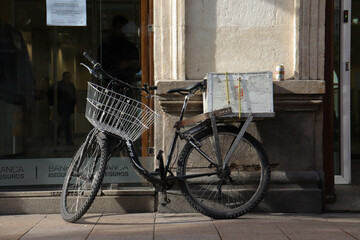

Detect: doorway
350,0,360,185
334,0,351,184
334,0,360,185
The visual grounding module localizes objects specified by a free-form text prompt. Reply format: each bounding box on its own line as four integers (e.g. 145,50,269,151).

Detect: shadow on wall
185,0,217,80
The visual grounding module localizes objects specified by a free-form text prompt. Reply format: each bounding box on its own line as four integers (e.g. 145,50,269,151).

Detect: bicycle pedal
161,191,171,206
161,197,171,206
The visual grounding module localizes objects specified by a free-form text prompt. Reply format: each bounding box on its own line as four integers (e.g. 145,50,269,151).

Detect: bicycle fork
75,128,98,178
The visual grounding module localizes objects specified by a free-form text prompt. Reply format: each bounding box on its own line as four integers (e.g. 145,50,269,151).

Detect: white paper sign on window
46,0,86,26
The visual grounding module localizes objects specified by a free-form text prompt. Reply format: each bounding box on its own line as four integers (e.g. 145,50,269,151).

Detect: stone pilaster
294,0,326,80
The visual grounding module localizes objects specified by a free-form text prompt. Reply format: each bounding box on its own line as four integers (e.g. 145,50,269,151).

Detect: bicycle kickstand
161,190,171,206
156,150,166,180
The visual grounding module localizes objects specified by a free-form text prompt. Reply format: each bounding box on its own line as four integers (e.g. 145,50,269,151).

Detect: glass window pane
0,0,147,189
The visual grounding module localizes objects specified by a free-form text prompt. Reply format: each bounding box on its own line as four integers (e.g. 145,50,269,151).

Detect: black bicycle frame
123,92,219,184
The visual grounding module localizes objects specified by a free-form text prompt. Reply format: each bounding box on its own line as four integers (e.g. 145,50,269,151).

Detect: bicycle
60,52,271,223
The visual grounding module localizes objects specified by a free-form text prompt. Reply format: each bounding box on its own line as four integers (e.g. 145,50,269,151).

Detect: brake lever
143,83,150,94
141,84,157,99
80,63,98,78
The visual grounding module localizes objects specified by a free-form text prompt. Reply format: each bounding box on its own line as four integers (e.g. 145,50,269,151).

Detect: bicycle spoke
178,126,270,219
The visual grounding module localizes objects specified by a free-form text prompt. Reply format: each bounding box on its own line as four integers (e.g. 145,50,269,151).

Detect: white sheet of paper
46,0,86,26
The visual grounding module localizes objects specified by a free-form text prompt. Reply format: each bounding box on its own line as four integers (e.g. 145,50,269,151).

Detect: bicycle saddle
167,81,204,95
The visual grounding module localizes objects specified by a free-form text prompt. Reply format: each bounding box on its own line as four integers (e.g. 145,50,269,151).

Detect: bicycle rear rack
173,107,232,128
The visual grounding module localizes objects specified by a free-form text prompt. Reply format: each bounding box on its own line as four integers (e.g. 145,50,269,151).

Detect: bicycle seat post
179,93,192,122
167,81,204,123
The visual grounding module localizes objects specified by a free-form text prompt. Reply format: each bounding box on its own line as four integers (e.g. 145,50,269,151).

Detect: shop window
0,0,151,189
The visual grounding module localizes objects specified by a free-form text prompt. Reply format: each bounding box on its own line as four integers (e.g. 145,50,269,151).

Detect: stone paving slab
264,214,355,240
0,214,45,240
88,213,155,240
19,214,100,240
0,213,359,240
214,216,288,240
155,213,219,240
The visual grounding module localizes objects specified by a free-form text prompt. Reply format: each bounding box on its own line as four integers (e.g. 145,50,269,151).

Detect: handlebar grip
83,52,97,66
149,86,158,91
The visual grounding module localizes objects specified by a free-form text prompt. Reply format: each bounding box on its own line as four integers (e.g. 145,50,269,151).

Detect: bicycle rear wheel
177,125,270,219
61,130,108,223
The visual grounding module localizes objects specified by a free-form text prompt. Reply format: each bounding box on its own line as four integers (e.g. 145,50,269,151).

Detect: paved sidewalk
0,212,360,240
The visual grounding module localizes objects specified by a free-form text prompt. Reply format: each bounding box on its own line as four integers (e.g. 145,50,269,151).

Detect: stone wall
153,0,326,81
185,0,294,79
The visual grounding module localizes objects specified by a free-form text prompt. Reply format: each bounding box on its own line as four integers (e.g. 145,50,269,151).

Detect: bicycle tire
61,131,108,223
177,125,270,219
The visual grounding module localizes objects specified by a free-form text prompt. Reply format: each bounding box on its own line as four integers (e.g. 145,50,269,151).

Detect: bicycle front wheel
177,126,270,219
61,130,108,223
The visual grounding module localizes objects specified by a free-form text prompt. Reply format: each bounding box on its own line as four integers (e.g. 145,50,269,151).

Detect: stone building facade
4,0,355,215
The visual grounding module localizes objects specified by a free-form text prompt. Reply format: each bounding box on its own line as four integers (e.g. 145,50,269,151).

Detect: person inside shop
47,71,76,146
99,15,140,93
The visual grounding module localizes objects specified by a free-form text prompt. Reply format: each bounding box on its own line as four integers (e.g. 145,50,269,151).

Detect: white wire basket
85,82,159,141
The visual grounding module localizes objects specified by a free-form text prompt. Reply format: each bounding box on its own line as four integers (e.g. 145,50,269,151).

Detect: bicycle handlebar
81,51,157,96
83,52,97,66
